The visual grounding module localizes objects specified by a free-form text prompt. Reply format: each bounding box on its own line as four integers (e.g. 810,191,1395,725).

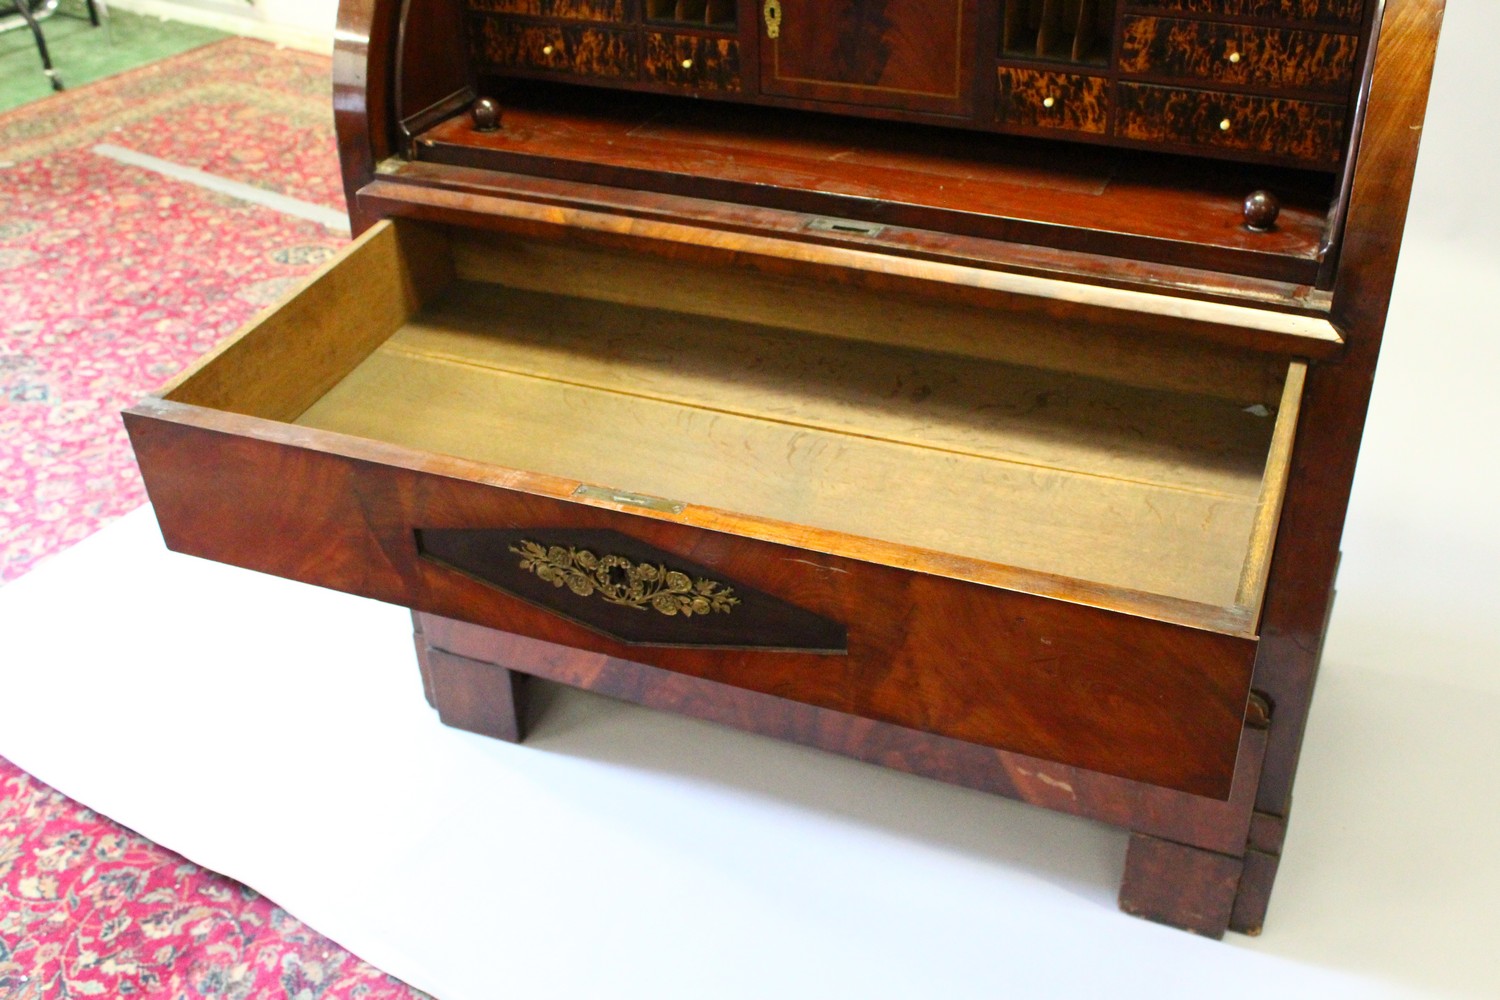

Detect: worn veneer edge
1235,360,1308,614
358,178,1346,348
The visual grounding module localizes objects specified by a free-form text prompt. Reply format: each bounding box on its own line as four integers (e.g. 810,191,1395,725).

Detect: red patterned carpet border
0,756,431,1000
2,39,430,1000
1,38,348,584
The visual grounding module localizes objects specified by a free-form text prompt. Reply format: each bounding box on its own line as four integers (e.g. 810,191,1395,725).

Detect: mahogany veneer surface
415,85,1336,282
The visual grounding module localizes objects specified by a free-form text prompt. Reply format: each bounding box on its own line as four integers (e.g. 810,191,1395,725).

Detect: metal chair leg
11,1,64,91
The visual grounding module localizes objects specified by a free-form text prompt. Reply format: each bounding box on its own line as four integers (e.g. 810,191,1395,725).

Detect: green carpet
0,1,225,112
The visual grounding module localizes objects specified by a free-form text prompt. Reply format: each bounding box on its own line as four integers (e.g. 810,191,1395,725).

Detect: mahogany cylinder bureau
125,0,1445,936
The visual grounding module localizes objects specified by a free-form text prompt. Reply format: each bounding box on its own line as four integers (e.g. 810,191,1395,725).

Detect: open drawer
125,219,1306,800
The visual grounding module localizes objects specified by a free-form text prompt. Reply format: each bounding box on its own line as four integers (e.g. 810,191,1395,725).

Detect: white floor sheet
3,5,1499,998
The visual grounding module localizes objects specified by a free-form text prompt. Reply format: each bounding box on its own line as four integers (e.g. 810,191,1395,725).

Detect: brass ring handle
764,0,782,39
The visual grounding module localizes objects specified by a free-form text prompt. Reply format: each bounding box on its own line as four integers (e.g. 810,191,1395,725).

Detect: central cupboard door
759,0,976,116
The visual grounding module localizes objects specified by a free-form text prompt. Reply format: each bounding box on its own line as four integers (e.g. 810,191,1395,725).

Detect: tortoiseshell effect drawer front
467,0,626,18
472,18,639,78
642,33,742,92
1117,83,1346,165
1123,0,1365,27
997,67,1109,134
1120,16,1359,95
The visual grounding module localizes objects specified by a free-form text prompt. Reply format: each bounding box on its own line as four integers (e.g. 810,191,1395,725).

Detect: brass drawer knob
681,58,694,70
542,43,555,56
1219,118,1232,132
1228,51,1242,64
1042,96,1056,109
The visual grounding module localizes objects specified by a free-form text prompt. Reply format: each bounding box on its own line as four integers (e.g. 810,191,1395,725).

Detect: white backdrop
3,2,1498,998
106,0,339,51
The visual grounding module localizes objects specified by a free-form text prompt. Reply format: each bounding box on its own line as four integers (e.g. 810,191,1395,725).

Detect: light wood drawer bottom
126,219,1308,799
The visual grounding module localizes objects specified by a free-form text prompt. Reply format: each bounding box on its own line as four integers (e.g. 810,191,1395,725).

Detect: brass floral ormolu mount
510,540,741,618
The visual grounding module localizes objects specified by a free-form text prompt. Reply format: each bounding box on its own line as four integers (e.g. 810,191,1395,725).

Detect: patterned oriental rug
0,39,428,999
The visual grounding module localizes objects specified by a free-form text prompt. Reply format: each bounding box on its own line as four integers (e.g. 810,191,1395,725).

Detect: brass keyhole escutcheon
764,0,782,39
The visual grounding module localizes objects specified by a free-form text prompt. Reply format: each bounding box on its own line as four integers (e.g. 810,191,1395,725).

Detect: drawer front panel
1124,0,1365,28
1117,83,1346,165
642,32,743,92
1120,16,1359,95
473,18,639,79
466,0,628,21
997,66,1109,134
126,404,1257,800
760,0,976,116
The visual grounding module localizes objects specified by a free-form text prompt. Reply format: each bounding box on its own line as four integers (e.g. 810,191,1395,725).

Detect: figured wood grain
1125,0,1365,28
1119,16,1360,95
642,32,741,92
761,0,975,115
471,17,639,78
467,0,625,18
125,398,1257,797
996,66,1110,134
1116,83,1347,166
417,612,1271,854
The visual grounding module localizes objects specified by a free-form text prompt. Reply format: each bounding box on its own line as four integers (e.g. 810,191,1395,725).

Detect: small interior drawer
996,65,1110,134
472,17,639,78
127,219,1311,800
1116,82,1347,165
1122,0,1365,29
1119,15,1359,95
643,32,742,92
468,0,628,20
